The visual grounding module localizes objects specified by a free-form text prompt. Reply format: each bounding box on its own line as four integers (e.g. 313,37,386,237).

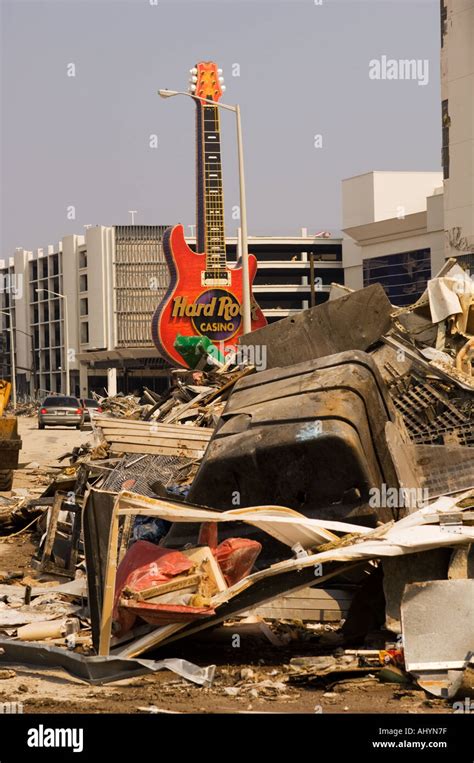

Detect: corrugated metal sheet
114,225,170,347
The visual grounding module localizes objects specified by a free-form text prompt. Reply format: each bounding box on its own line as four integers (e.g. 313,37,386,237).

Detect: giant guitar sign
151,62,267,367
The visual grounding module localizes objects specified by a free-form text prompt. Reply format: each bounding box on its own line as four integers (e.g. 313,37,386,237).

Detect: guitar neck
196,101,227,271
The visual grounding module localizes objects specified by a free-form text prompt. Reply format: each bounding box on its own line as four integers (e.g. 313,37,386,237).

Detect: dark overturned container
163,351,403,566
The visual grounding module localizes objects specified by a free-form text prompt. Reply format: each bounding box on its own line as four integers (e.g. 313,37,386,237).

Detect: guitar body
152,61,267,367
152,224,266,366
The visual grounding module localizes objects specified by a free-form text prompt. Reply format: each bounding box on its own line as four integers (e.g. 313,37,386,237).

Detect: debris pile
93,366,254,429
11,401,40,417
0,261,473,707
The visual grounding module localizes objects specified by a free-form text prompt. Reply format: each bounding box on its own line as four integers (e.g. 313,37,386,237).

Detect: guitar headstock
188,61,225,102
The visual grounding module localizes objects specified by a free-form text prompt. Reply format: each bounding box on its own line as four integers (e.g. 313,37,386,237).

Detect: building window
80,298,89,317
80,322,89,344
79,274,88,292
363,250,431,307
79,250,87,269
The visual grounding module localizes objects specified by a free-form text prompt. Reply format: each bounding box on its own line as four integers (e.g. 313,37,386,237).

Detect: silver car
38,396,85,430
80,398,102,423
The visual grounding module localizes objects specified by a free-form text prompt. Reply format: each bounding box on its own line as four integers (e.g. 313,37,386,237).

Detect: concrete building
207,232,343,320
342,171,445,304
342,0,474,298
441,0,474,268
0,227,343,399
0,226,170,399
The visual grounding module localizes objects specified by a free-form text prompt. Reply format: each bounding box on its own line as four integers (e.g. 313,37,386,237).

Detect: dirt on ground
0,644,453,715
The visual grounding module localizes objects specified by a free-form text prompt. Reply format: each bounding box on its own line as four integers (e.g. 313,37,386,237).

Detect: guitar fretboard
196,102,227,272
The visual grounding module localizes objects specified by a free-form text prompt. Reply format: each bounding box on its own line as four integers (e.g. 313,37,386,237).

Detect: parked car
38,396,85,430
80,398,102,423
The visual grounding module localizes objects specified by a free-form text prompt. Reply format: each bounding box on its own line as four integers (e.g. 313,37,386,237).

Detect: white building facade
0,228,343,399
343,0,474,296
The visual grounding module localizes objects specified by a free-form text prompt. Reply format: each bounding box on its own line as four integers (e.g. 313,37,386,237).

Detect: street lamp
36,288,70,396
0,309,16,408
158,88,252,334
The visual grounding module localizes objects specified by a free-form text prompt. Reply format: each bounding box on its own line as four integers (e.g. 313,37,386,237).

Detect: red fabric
112,538,261,635
113,541,195,634
198,521,218,549
213,538,262,586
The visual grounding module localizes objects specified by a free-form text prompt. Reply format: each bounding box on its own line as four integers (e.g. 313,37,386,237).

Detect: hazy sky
1,0,441,255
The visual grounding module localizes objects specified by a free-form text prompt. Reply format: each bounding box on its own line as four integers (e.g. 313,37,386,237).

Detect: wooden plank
125,573,202,601
95,416,212,457
101,432,211,448
98,509,120,656
39,492,64,572
182,547,227,596
245,587,353,622
163,390,212,424
99,433,210,446
118,515,133,565
95,417,213,435
250,598,348,611
250,607,345,622
105,434,211,448
106,442,206,457
96,420,213,439
202,367,254,405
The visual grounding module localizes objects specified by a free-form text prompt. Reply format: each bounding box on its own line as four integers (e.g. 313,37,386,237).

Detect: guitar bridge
201,270,231,287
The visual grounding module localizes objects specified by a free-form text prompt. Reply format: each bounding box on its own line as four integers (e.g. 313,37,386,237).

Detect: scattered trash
1,267,473,711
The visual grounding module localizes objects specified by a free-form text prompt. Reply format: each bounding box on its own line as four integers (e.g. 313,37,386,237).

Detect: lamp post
0,309,16,408
158,88,252,334
36,288,70,395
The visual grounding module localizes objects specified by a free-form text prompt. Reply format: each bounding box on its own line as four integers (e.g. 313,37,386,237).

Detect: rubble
91,366,253,430
11,401,40,417
239,283,393,369
0,263,473,710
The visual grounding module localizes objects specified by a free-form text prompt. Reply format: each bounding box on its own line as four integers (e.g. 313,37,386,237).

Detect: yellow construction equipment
0,379,22,491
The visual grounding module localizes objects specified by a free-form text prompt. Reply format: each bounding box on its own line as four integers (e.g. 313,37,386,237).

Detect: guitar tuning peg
189,84,197,92
221,85,226,92
189,67,198,75
218,77,224,83
190,76,198,83
217,68,223,74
